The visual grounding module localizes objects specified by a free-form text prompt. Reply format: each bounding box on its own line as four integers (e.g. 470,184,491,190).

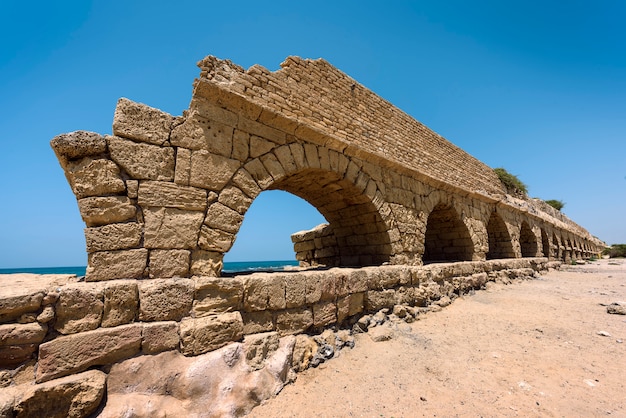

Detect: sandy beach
248,259,626,417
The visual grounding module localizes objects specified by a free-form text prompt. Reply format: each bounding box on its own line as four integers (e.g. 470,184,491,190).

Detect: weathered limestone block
365,289,396,312
190,250,223,277
142,321,179,354
67,157,126,199
275,308,313,335
138,180,207,210
13,370,106,418
366,267,400,290
191,96,239,126
243,331,279,370
0,323,47,365
304,271,337,304
55,284,104,334
193,276,243,316
292,334,318,372
231,167,261,199
243,158,273,189
143,207,204,249
244,274,286,311
285,274,306,308
36,324,142,382
126,179,139,198
171,116,234,157
86,249,148,281
138,278,193,321
204,202,244,234
189,150,240,190
50,131,107,160
102,280,138,328
335,268,368,296
313,301,337,328
337,292,365,323
113,98,173,146
179,312,243,356
0,289,45,324
149,249,190,278
241,311,274,335
78,196,136,227
218,186,252,214
238,116,286,144
174,147,192,185
108,135,175,180
250,135,276,158
198,226,236,252
84,222,142,252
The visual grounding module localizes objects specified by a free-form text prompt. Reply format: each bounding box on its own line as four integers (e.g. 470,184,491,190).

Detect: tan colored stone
142,321,179,354
238,117,286,144
292,334,318,372
242,311,274,335
86,249,147,281
204,202,244,233
0,323,47,365
365,289,396,312
0,288,44,324
232,167,261,199
275,308,313,335
218,185,252,214
337,292,365,323
189,150,240,190
36,324,142,382
55,284,103,335
193,276,243,316
250,135,276,158
191,96,239,126
126,179,138,198
174,147,192,185
179,312,243,356
102,280,138,328
190,250,223,276
313,301,337,328
143,207,204,249
108,135,175,180
67,157,126,199
243,158,273,189
244,331,279,370
285,274,306,308
198,226,236,252
138,278,193,321
84,222,142,252
36,305,55,323
78,196,136,227
304,271,337,304
50,131,106,160
138,180,207,210
244,274,286,311
113,97,173,146
149,249,190,278
14,370,106,418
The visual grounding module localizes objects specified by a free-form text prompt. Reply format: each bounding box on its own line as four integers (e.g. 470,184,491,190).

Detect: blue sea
0,260,300,277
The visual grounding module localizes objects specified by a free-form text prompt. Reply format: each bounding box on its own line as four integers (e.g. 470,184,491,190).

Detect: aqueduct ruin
0,56,605,414
52,55,602,280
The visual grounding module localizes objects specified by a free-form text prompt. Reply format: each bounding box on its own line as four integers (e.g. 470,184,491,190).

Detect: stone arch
422,202,474,263
486,211,515,259
520,221,538,257
541,228,552,258
213,143,394,270
552,232,561,260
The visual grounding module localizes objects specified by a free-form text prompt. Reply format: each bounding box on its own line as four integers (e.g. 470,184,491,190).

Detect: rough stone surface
102,280,138,327
138,278,194,321
143,207,204,249
50,131,106,160
179,312,244,356
138,180,207,210
113,97,173,146
108,135,175,181
86,249,147,281
36,324,142,382
67,157,126,199
12,370,106,418
141,321,179,354
84,222,142,252
54,284,104,334
0,323,47,365
77,196,136,227
193,276,243,316
149,249,190,278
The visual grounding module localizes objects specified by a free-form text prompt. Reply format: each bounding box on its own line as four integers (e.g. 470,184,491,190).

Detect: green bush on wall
494,167,528,197
545,199,565,211
603,244,626,258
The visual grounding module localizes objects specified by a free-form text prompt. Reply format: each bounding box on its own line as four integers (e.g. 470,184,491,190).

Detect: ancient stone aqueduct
0,55,604,415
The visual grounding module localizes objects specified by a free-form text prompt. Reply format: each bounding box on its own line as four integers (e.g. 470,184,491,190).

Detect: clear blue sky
1,1,624,268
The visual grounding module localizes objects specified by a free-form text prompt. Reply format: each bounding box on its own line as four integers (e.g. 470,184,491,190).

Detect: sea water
0,260,300,277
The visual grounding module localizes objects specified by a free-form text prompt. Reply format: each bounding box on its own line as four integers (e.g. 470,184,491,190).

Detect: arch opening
486,212,515,260
265,168,392,268
422,203,473,263
540,228,550,258
520,221,538,257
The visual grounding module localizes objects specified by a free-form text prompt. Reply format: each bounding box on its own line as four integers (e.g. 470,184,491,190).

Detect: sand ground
248,259,626,417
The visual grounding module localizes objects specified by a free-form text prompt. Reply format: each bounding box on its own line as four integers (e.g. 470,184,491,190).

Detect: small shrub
494,168,528,196
603,244,626,258
545,199,565,211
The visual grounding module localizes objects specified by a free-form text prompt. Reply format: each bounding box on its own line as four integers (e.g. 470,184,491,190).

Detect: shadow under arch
422,203,473,263
266,168,393,267
520,220,538,257
486,211,515,259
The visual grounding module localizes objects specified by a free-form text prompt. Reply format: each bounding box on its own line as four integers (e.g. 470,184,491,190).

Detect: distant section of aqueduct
52,55,603,280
